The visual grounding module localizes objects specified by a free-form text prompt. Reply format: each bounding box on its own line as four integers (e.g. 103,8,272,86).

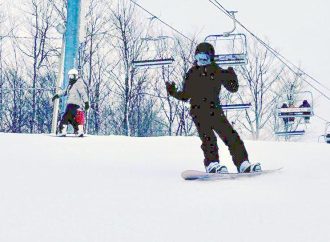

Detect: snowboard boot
58,125,67,137
238,160,262,173
205,161,228,174
76,125,84,137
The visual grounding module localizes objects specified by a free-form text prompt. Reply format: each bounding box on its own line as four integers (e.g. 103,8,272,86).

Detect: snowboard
181,168,283,181
47,134,87,138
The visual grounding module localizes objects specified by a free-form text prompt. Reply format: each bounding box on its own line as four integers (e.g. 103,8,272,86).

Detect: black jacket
170,63,238,110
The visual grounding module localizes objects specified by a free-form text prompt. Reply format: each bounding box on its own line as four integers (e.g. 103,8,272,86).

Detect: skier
166,42,261,173
52,68,89,137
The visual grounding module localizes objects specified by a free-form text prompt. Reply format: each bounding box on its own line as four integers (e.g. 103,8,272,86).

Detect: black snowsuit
59,103,80,133
169,62,249,168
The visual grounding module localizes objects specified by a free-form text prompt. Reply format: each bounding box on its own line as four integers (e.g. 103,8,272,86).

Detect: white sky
138,0,330,127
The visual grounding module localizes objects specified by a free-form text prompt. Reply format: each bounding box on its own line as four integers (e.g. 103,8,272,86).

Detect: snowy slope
0,133,329,242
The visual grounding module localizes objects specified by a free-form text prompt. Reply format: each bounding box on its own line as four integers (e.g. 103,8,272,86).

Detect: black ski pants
59,104,80,133
191,106,249,168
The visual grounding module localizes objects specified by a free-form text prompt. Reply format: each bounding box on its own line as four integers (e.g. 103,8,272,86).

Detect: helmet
68,68,79,80
195,42,215,61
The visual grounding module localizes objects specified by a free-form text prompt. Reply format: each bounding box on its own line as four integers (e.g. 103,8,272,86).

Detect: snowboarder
52,68,89,137
166,42,261,174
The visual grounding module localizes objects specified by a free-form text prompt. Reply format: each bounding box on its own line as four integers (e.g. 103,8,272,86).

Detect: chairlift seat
132,58,174,69
275,130,305,136
214,54,247,66
278,107,313,118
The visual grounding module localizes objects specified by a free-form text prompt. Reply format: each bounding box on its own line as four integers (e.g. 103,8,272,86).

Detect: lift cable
129,0,196,44
209,0,330,102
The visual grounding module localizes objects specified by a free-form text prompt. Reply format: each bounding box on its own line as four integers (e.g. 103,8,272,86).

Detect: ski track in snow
0,133,329,242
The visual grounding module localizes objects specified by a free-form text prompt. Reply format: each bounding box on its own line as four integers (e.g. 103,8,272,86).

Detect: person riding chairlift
299,99,311,123
281,102,289,125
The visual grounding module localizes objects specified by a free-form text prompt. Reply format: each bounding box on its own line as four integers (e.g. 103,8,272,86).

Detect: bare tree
10,0,60,133
172,36,197,136
108,0,148,136
78,0,114,135
0,7,5,131
236,38,286,139
2,67,29,132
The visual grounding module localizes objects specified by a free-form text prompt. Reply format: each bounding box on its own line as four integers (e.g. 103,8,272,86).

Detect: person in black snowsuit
166,42,261,173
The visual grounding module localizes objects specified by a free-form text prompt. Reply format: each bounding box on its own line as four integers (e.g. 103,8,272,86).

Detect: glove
165,82,177,95
84,101,90,111
52,94,59,102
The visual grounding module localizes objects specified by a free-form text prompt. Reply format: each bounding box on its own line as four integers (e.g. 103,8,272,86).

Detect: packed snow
0,133,329,242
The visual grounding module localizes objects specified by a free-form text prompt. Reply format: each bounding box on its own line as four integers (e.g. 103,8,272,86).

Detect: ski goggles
195,52,211,66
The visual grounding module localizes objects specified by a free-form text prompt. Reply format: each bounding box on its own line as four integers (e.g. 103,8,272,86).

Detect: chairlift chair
218,78,251,112
274,93,310,138
204,11,248,67
277,107,313,118
132,36,175,69
277,91,314,120
205,33,248,67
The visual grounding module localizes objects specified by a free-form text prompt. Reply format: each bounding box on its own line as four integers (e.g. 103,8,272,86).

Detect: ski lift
277,91,314,120
274,91,313,138
219,81,252,111
132,36,175,69
204,11,248,67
